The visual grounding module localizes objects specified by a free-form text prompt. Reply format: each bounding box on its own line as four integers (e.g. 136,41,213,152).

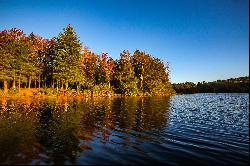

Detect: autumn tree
38,38,56,89
0,29,13,94
131,50,146,91
132,50,175,95
113,50,138,95
0,28,29,94
80,47,100,90
0,26,176,96
25,33,47,89
98,52,115,88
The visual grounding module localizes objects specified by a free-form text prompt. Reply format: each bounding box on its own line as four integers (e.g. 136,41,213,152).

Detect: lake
0,93,249,165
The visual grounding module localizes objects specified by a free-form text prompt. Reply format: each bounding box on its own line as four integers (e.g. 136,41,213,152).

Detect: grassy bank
0,88,175,99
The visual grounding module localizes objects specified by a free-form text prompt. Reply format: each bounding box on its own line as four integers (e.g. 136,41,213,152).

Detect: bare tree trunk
52,79,55,89
65,80,68,90
57,80,59,92
28,77,31,89
140,75,143,89
35,80,37,88
61,80,63,90
44,78,46,88
38,75,41,89
12,76,16,90
18,74,21,92
76,83,80,94
3,80,8,95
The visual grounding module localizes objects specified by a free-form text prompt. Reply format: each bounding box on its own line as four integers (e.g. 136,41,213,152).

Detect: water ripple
0,94,248,165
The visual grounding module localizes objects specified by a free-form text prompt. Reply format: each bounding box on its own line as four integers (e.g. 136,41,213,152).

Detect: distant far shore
172,76,249,94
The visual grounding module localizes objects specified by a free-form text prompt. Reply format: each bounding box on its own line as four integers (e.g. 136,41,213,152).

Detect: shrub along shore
0,25,176,97
0,88,173,99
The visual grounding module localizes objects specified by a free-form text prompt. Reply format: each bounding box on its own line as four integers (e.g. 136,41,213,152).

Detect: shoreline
0,88,175,99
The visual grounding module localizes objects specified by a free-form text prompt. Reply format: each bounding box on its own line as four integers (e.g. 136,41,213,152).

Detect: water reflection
0,98,40,164
0,96,171,164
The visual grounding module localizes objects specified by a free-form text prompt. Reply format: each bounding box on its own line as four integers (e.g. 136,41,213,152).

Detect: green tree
132,50,175,95
52,24,83,90
0,29,13,94
172,76,249,94
0,28,30,94
113,50,138,95
25,33,46,89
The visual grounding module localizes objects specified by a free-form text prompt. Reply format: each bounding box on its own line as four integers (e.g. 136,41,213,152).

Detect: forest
172,76,249,94
0,25,175,97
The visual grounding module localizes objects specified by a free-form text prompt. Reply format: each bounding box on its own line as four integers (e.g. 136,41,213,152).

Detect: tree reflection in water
0,96,171,164
0,98,41,164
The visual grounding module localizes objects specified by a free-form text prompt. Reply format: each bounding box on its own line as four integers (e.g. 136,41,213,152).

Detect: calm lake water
0,93,249,165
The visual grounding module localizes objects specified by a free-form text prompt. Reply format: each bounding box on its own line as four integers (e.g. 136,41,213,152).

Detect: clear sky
0,0,249,83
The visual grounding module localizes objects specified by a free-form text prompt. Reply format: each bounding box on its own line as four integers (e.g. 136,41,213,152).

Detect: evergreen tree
25,33,44,89
52,24,83,90
41,38,56,89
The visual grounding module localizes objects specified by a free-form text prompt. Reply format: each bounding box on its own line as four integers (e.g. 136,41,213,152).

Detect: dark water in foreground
0,93,249,165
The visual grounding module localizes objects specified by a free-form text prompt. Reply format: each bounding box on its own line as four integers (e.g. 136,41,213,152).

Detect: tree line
172,76,249,94
0,25,175,96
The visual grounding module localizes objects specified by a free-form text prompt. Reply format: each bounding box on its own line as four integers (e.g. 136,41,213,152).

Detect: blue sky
0,0,249,83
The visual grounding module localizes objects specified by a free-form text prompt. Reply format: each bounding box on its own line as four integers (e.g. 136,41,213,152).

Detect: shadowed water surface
0,93,249,165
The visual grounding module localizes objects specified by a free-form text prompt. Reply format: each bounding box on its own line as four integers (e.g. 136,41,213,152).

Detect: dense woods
0,25,175,96
172,76,249,94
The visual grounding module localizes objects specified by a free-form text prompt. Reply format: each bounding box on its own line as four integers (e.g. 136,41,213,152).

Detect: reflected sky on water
0,94,249,165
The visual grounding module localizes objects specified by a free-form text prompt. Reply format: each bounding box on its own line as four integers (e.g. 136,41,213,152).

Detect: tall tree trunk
65,81,68,90
12,76,16,90
57,80,59,92
61,80,63,90
52,79,55,89
44,78,46,88
76,83,79,94
141,65,144,92
3,80,8,95
28,77,31,89
35,80,37,88
140,75,143,89
18,74,21,92
38,75,41,89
